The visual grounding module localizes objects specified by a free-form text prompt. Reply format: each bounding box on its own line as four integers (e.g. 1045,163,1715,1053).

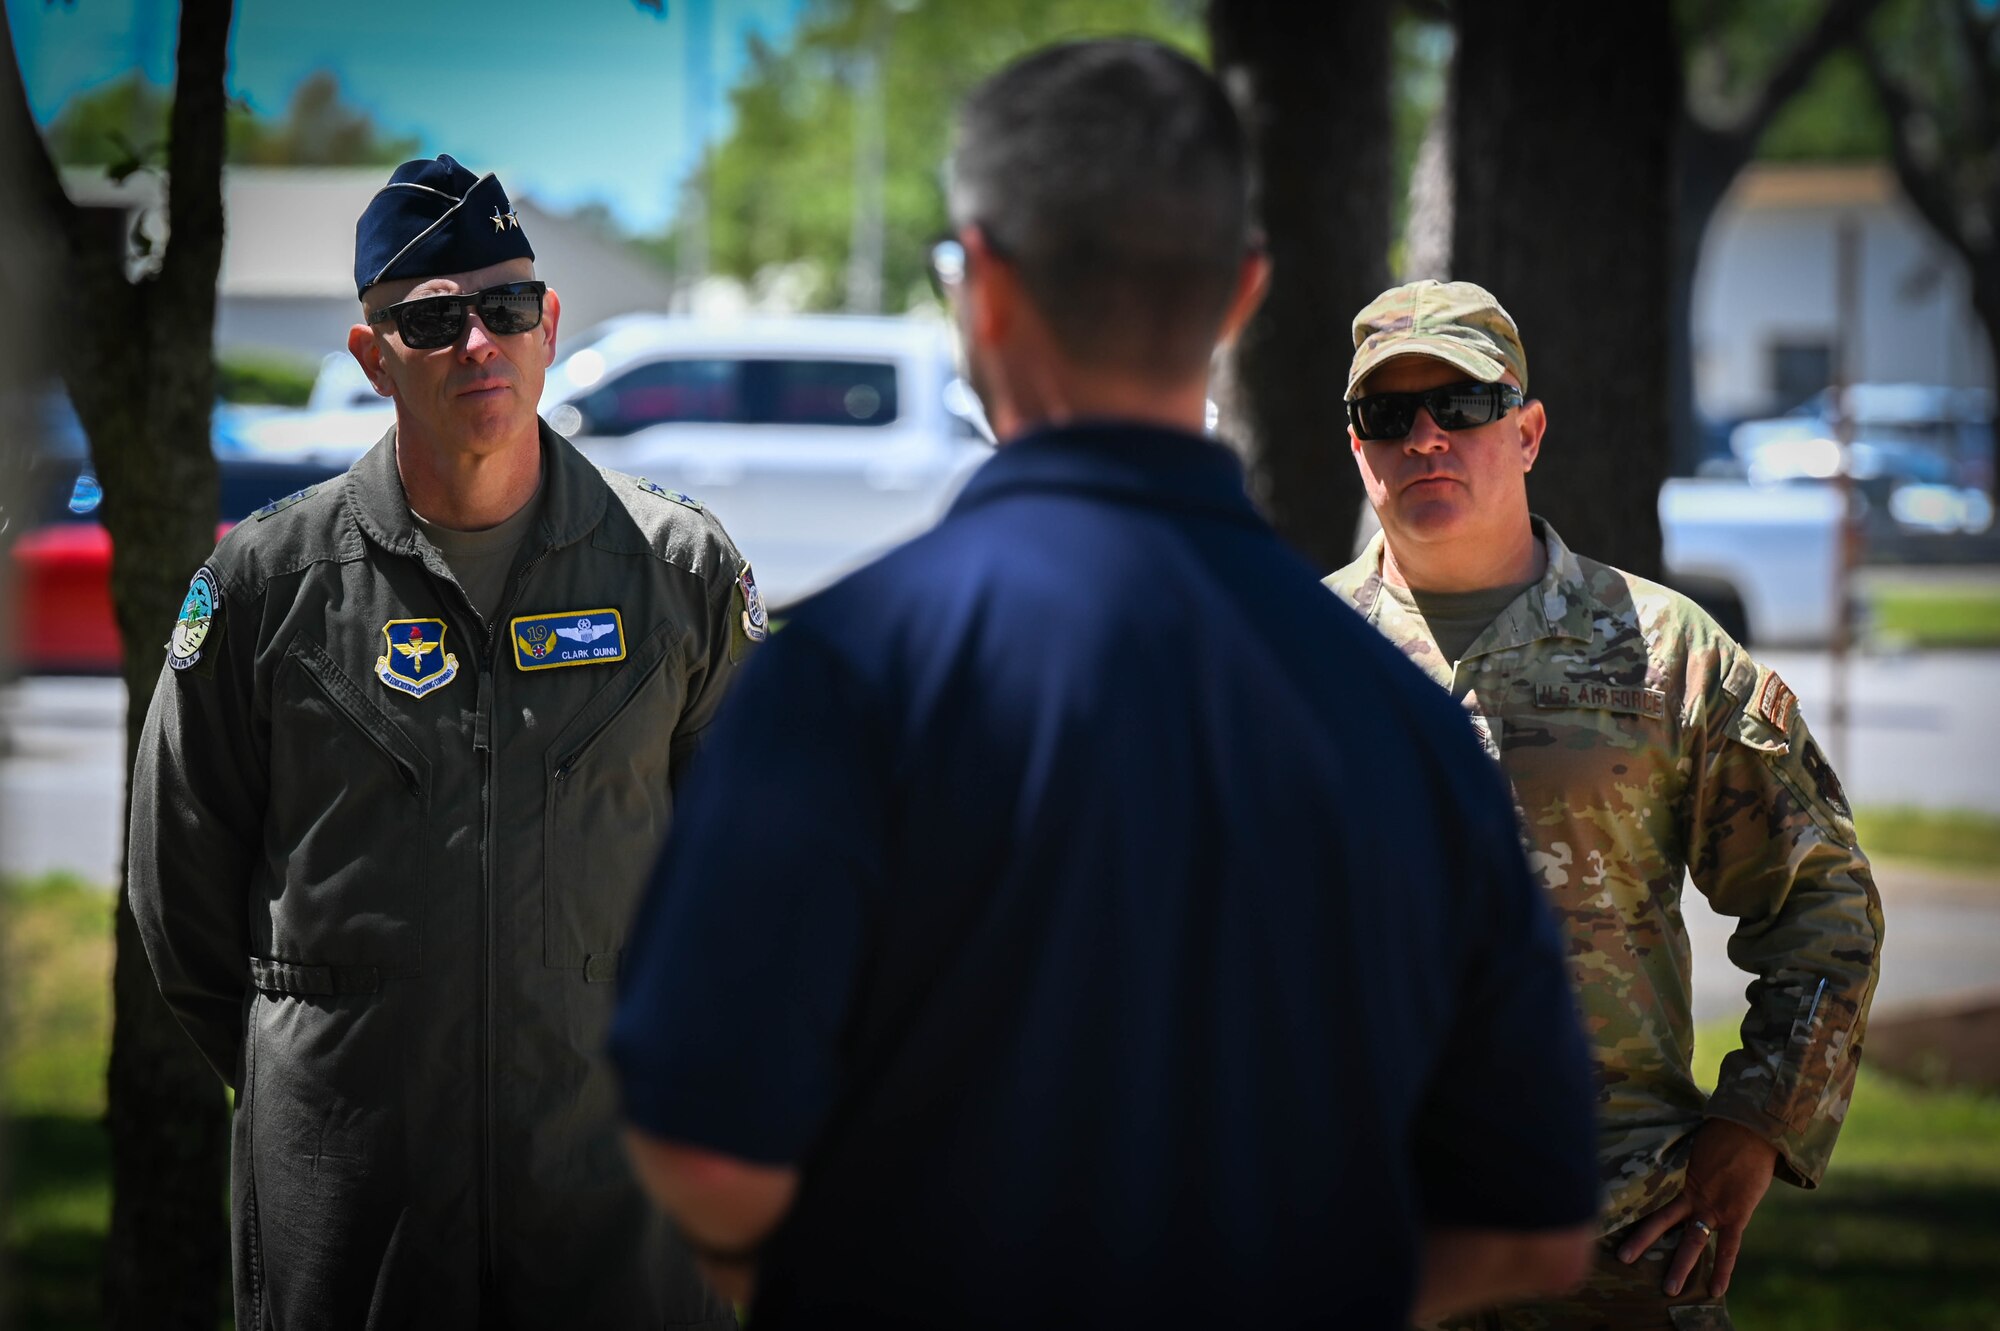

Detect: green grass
1855,806,2000,874
1694,1023,2000,1330
1868,581,2000,649
6,876,1999,1329
2,875,114,1331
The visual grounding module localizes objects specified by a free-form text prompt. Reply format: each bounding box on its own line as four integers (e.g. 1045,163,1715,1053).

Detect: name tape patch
1535,681,1667,720
511,608,627,671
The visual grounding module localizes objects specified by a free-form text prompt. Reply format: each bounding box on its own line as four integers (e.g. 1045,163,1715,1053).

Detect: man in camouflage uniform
1325,279,1884,1330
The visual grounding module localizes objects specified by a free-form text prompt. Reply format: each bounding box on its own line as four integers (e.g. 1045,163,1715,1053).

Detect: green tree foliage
1758,49,1890,159
44,68,417,171
1678,0,1892,160
687,0,1203,312
228,69,418,165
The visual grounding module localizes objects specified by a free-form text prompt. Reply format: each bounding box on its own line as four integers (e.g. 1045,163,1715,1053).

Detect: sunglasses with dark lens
1347,380,1525,441
367,280,548,350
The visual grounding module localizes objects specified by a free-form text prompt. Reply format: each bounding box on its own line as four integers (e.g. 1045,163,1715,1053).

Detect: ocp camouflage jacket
1328,519,1884,1235
130,424,754,1330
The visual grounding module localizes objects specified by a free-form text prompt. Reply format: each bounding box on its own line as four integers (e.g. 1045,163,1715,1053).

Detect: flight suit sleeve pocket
268,640,430,976
543,622,687,968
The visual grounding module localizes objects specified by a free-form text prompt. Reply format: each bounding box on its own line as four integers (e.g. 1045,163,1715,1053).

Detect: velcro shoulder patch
635,477,702,511
1752,671,1798,734
253,485,318,520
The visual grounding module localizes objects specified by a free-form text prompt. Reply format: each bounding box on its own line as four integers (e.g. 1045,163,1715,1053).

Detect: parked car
1722,384,1995,545
6,389,345,673
539,314,991,606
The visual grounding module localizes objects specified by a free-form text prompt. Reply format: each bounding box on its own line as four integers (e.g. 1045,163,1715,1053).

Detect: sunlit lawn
6,874,1999,1329
1855,806,2000,874
2,875,114,1331
1868,578,2000,649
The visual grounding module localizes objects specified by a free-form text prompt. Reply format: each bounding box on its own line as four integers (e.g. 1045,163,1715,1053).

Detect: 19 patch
511,608,627,671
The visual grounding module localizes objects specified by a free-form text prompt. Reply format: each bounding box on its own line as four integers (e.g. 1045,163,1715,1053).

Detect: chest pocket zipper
290,639,429,796
548,621,684,781
542,620,686,970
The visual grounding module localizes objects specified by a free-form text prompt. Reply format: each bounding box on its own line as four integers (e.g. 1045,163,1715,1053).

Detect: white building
1694,162,1994,422
61,166,680,369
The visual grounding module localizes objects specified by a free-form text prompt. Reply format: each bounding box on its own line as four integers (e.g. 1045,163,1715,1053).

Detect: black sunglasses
367,280,547,350
1347,381,1525,441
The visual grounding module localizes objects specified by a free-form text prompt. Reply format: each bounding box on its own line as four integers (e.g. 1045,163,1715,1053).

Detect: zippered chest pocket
542,622,688,971
267,638,431,976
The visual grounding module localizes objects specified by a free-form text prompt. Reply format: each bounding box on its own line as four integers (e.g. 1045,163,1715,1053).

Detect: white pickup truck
1659,477,1844,646
239,315,1847,643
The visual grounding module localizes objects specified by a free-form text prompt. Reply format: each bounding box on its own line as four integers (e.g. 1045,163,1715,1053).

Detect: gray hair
948,39,1252,379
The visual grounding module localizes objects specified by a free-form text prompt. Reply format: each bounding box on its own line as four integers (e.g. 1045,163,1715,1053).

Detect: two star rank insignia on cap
490,206,522,232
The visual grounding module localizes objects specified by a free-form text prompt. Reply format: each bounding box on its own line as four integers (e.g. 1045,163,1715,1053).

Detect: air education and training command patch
375,618,459,699
511,609,627,671
167,566,219,671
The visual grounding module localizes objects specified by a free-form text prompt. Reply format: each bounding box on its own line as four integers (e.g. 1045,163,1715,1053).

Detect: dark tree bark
0,4,233,1327
1670,0,1890,470
0,19,58,1326
1855,3,2000,501
1208,0,1394,573
1451,0,1680,580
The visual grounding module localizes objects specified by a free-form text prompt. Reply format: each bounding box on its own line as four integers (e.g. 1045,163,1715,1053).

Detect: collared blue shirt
612,422,1598,1328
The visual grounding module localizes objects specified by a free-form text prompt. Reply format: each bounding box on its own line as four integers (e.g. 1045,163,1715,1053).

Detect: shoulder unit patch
167,566,220,671
737,564,769,642
635,477,702,511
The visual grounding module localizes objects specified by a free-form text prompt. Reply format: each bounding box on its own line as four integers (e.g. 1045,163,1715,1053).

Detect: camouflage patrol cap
1345,279,1529,400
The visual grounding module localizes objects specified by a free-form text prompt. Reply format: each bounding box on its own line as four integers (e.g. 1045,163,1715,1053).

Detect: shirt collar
1339,516,1596,652
345,417,608,567
947,421,1264,529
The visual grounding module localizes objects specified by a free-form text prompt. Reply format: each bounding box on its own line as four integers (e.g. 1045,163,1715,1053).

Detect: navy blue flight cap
354,154,535,297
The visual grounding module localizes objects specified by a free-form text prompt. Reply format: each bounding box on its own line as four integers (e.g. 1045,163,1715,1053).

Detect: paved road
6,654,1997,1019
1759,647,2000,815
1686,859,1994,1024
2,675,126,886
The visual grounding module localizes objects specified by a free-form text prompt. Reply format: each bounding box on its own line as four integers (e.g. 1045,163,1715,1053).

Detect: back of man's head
950,39,1251,382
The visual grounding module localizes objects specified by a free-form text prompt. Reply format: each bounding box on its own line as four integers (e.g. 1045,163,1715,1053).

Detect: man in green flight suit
128,154,760,1330
1325,279,1885,1331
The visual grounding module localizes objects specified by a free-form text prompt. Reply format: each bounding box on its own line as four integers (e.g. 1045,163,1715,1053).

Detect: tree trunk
1975,275,2000,504
1208,0,1393,573
0,16,60,1322
102,5,235,1326
2,2,234,1325
1669,121,1748,473
1452,0,1679,580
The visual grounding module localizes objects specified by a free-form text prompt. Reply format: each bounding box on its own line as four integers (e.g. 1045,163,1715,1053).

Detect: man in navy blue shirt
611,39,1600,1328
